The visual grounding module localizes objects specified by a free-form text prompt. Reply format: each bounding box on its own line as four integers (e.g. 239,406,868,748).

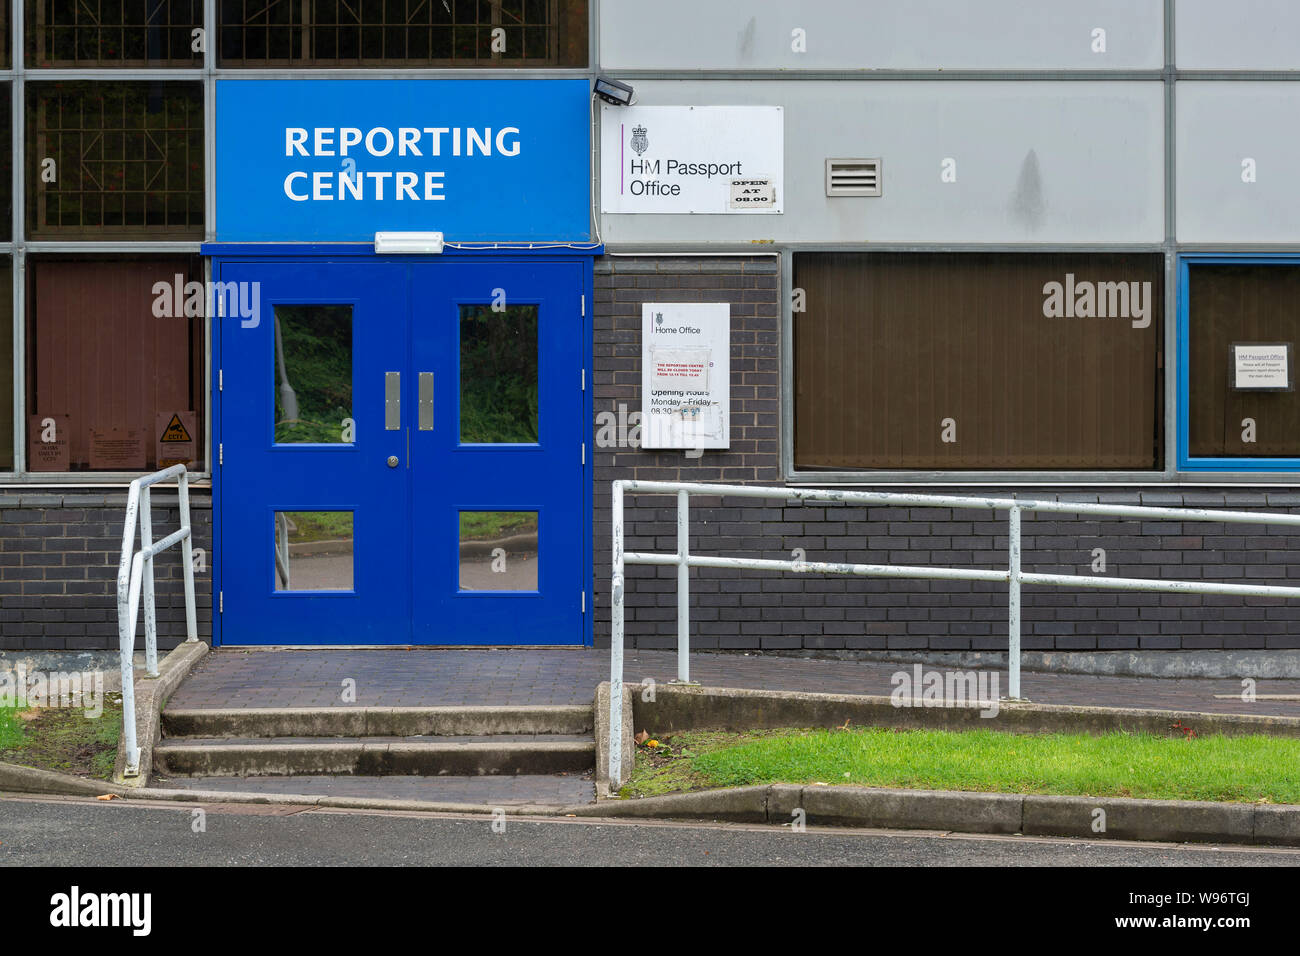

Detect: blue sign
216,79,591,242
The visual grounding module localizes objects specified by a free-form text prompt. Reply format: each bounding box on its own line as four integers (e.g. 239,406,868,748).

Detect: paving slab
165,647,1300,718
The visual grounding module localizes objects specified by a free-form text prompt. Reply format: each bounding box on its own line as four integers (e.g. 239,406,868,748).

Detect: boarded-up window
26,256,204,471
1189,263,1300,458
794,253,1163,470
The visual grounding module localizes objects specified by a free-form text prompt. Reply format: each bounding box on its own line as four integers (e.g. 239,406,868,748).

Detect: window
1186,261,1300,462
0,258,12,471
26,1,204,67
459,511,538,591
25,256,205,472
219,0,588,67
273,305,354,445
460,303,538,444
27,81,204,240
0,3,12,69
274,511,353,591
0,83,11,241
793,252,1164,471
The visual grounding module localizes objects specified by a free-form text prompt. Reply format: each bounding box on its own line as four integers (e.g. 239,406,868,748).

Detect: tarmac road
2,793,1297,867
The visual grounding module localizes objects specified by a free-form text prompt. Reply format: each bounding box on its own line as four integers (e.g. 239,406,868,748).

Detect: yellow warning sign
155,410,197,468
160,413,193,443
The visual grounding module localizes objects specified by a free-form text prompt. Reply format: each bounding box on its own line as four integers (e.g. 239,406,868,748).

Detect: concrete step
154,736,596,778
161,705,593,739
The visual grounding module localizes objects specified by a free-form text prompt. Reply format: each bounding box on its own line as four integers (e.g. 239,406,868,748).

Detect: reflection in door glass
459,511,538,591
460,304,538,443
274,511,354,591
274,305,354,444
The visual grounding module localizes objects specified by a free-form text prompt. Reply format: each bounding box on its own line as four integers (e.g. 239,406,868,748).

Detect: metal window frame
9,1,1300,485
1,0,595,485
592,0,1300,487
1176,252,1300,472
213,0,576,70
778,242,1173,485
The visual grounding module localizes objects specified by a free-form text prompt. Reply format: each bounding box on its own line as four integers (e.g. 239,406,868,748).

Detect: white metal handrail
607,479,1300,788
117,464,198,777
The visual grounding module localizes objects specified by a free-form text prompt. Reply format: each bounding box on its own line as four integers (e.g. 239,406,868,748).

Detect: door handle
418,372,434,431
385,371,400,430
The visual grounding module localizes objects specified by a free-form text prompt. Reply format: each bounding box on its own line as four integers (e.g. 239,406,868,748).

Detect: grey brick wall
593,254,1300,653
0,491,213,651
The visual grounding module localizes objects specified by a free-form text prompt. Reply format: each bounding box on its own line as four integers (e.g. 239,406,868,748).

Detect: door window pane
273,305,354,445
459,511,538,591
460,304,538,444
274,511,353,591
26,256,204,472
27,81,204,239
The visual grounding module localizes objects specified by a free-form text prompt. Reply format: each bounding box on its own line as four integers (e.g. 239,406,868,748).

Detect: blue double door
215,255,589,645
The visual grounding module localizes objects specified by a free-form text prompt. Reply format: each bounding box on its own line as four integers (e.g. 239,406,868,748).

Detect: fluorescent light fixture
375,231,445,254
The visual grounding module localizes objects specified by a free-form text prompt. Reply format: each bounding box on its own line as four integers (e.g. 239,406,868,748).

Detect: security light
594,77,634,107
374,231,445,254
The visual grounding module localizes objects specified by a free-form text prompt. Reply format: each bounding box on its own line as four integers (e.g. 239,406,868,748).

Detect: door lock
387,455,399,468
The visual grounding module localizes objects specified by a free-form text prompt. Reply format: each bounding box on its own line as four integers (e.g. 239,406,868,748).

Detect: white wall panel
1176,0,1300,70
599,0,1164,71
599,81,1165,245
1177,83,1300,242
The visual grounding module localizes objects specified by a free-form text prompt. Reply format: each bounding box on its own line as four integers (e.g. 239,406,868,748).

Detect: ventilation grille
825,158,882,197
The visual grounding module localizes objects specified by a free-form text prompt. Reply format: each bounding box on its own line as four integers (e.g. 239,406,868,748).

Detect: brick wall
0,491,213,651
592,254,1300,653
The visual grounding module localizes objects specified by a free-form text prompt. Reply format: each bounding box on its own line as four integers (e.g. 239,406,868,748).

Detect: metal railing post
178,471,199,642
140,486,159,678
1008,504,1022,700
115,465,193,779
676,488,690,683
609,480,625,790
117,479,142,777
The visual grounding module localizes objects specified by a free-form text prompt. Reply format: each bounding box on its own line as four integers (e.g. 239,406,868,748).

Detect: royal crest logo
654,312,664,326
630,125,649,156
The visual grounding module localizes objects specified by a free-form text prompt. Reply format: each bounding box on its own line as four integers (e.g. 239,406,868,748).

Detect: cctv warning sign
156,411,197,467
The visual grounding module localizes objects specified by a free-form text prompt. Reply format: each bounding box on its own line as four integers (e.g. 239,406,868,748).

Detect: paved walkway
167,647,1300,717
150,773,595,806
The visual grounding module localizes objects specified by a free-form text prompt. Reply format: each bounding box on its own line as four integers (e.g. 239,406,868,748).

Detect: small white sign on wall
602,106,783,215
641,303,730,449
1232,343,1292,391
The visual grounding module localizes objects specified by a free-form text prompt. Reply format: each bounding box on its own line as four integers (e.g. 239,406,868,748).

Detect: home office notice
641,303,729,450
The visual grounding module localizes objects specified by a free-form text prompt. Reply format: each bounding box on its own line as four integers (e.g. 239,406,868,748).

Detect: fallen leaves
95,794,119,801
